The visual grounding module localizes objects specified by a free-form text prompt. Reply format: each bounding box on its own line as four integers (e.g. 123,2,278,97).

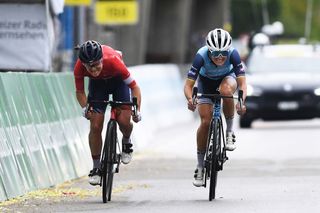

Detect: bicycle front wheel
102,162,114,203
101,120,117,203
209,118,221,201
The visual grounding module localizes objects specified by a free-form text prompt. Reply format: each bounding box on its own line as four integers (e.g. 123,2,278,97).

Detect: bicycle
192,87,243,201
90,96,138,203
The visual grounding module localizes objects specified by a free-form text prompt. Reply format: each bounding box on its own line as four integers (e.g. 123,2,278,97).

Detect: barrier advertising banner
0,4,51,71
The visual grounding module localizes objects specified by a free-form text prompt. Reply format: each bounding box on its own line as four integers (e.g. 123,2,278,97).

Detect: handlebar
132,97,138,116
192,87,243,103
238,90,243,111
89,97,138,116
192,87,198,105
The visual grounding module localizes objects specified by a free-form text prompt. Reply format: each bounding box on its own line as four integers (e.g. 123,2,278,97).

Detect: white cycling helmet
206,28,232,52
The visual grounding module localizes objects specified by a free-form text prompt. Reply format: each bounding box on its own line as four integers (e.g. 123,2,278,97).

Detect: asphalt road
3,118,320,213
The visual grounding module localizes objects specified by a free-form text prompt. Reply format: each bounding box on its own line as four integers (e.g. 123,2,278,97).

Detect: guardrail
0,72,91,201
0,64,192,201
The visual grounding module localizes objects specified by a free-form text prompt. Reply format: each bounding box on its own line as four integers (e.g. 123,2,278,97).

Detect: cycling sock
225,117,234,133
122,136,132,144
197,150,206,169
92,155,100,169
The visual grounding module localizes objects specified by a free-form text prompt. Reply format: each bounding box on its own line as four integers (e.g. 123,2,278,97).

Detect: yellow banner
65,0,91,6
95,1,138,25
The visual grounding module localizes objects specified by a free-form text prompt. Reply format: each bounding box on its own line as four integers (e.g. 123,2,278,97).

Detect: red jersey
74,45,137,92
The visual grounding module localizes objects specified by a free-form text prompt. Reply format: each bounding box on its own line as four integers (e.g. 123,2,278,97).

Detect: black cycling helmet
78,40,103,63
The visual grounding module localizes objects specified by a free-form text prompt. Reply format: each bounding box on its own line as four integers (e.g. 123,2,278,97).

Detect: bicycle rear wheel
101,120,117,203
209,118,221,201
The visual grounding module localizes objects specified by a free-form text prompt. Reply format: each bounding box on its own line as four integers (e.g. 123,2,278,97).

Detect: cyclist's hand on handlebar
82,106,88,118
236,102,246,116
132,111,142,123
187,98,197,112
82,105,93,120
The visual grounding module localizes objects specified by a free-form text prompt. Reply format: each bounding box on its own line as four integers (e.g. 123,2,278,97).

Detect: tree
231,0,320,41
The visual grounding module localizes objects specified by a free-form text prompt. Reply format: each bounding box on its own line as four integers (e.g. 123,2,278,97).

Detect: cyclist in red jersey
74,40,142,185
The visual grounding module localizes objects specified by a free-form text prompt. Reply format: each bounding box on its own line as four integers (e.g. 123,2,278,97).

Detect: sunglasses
209,50,228,58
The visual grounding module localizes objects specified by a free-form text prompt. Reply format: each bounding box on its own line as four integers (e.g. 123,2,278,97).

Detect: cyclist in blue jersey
184,28,247,187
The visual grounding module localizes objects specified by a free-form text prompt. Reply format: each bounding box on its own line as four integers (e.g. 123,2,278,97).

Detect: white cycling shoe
193,167,205,187
225,132,236,151
121,152,132,164
121,143,133,164
88,168,101,186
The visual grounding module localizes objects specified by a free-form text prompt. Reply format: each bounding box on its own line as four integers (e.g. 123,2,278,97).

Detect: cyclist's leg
110,77,133,164
197,76,221,164
219,73,237,122
110,77,132,137
117,108,133,164
197,104,212,154
89,114,104,165
193,103,212,187
219,73,237,150
87,79,109,184
193,76,218,186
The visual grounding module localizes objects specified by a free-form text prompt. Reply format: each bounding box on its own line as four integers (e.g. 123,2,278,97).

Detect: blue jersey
187,46,245,81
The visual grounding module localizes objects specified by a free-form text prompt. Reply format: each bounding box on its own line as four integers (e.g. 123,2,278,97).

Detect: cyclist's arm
74,60,87,107
111,56,141,111
230,49,245,77
184,53,203,101
131,85,142,111
236,76,247,102
230,49,247,101
184,78,196,102
76,91,87,108
187,53,203,80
